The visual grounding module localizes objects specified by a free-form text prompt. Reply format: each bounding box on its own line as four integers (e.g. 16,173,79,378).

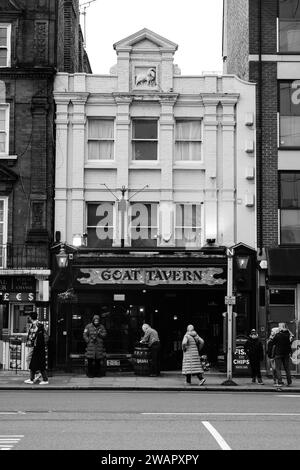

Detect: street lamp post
222,247,238,386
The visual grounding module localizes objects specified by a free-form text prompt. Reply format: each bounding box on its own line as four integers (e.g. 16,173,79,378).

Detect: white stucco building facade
53,28,256,251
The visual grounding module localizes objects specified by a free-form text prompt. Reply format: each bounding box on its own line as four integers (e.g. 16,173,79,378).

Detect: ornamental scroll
77,267,226,286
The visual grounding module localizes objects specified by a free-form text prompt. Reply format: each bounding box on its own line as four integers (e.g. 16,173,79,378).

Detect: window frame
174,203,202,248
0,104,9,156
0,23,11,68
279,171,300,245
278,0,300,54
128,202,158,247
278,80,300,149
86,201,115,248
87,118,115,162
131,119,158,162
174,119,202,162
0,196,8,268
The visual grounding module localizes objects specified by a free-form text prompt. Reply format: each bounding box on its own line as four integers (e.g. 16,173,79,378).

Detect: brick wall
249,0,277,55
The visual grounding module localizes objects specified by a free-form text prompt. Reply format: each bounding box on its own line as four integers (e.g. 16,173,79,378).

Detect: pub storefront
51,246,257,373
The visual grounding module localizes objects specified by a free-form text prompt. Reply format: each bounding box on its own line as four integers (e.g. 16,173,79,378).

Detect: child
244,329,264,384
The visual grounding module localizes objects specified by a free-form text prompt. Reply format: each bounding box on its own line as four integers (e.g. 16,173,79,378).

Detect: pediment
0,0,23,11
113,28,178,52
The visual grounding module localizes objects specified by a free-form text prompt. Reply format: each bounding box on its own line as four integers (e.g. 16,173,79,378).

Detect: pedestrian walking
267,327,280,384
181,324,206,385
272,322,293,387
244,329,264,384
140,323,160,376
24,312,49,385
83,314,107,378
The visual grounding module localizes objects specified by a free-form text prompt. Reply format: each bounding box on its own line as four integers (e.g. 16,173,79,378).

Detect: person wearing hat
83,314,107,378
244,329,264,384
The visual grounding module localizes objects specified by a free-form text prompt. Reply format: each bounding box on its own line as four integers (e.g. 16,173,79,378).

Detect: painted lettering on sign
0,292,35,302
77,267,226,286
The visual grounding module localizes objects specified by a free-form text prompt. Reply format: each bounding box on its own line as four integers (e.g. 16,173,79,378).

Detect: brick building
52,28,256,373
0,0,91,371
223,0,300,375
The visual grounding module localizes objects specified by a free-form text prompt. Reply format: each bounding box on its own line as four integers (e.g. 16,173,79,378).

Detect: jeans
275,355,292,385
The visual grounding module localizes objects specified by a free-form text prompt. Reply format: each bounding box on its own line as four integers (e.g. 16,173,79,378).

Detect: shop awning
266,247,300,281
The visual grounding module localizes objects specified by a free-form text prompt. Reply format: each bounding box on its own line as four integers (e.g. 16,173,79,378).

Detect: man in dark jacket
244,329,264,384
273,322,293,386
83,315,107,377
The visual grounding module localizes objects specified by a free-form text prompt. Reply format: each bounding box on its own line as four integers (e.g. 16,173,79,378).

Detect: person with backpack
273,322,293,387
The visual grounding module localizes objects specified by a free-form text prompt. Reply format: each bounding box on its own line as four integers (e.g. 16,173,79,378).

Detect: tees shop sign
77,267,226,286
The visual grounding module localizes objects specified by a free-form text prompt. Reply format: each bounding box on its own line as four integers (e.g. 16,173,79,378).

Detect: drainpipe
258,0,263,257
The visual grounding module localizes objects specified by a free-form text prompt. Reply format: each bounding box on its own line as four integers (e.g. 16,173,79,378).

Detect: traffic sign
225,295,236,305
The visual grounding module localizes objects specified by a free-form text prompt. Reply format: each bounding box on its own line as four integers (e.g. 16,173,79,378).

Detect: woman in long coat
83,314,107,377
182,324,206,385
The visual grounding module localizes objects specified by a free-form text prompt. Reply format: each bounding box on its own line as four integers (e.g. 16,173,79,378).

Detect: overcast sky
80,0,224,75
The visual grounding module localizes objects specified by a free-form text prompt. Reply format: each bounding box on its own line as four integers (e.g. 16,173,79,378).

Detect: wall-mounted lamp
56,245,69,268
259,260,268,270
72,233,88,247
236,256,249,270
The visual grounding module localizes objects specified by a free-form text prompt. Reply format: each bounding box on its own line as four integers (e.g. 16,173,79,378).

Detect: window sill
129,162,161,170
173,162,204,169
0,155,17,160
85,162,117,169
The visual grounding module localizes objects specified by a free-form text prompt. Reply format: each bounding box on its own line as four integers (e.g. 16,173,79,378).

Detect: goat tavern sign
77,267,226,286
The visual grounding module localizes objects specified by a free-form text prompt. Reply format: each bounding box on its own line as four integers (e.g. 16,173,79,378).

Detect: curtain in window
175,121,201,161
88,120,114,160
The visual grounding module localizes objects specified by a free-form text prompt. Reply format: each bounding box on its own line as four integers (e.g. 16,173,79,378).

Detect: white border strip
202,421,231,450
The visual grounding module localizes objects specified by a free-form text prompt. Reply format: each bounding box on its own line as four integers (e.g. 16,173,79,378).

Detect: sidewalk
1,370,300,392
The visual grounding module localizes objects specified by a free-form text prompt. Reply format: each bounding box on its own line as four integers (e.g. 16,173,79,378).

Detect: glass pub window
280,172,300,243
175,204,202,247
132,120,158,160
279,0,300,52
86,202,114,248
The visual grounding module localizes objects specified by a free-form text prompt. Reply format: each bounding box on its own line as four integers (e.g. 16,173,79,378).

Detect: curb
1,385,299,392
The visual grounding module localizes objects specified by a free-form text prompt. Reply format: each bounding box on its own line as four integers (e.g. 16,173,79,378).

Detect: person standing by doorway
24,312,49,385
181,324,206,386
273,322,293,387
140,323,160,376
244,329,264,384
267,327,280,385
83,314,107,378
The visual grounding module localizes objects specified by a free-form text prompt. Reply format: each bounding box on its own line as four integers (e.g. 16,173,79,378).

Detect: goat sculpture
135,68,156,87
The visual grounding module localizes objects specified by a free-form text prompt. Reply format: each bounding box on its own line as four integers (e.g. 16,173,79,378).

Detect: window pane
279,0,300,19
281,209,300,243
88,120,114,139
175,142,201,161
0,28,7,46
280,173,300,208
0,50,7,67
0,109,5,130
87,228,113,248
280,81,300,146
87,202,113,227
133,121,157,139
176,121,201,140
133,142,157,160
88,141,113,159
129,203,157,246
279,21,300,52
280,116,300,146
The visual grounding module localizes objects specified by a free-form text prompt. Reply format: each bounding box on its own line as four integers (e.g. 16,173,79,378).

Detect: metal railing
0,244,50,269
